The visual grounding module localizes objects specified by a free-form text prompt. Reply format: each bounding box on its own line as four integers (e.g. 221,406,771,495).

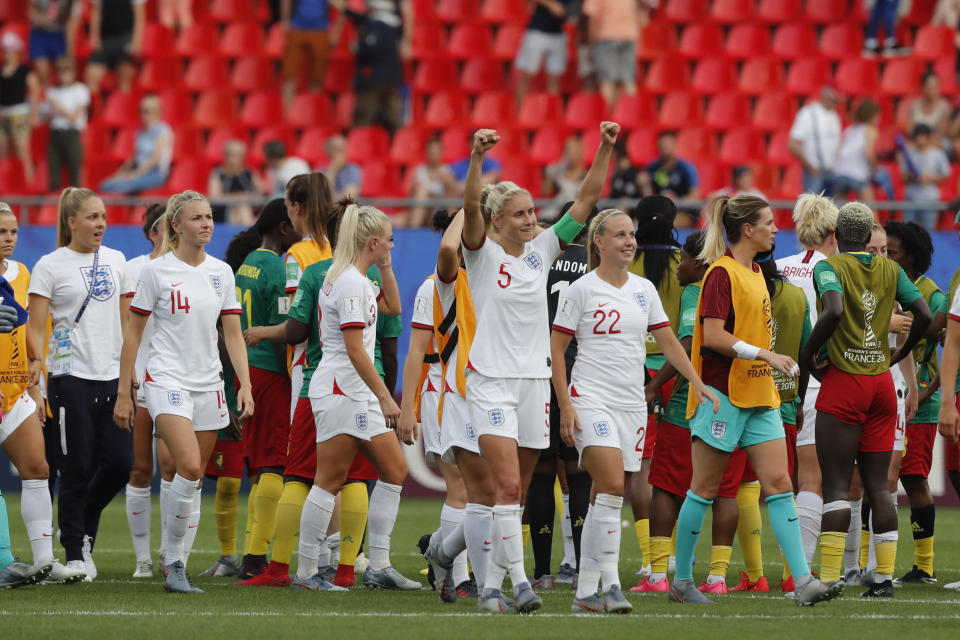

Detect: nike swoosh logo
188,525,197,529
598,302,609,307
483,540,492,545
133,510,146,515
220,413,227,418
502,535,517,541
691,530,700,535
788,517,798,522
175,515,188,519
607,529,617,534
172,282,183,287
42,533,52,537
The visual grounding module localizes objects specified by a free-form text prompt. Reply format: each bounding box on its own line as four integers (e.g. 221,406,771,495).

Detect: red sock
335,564,354,588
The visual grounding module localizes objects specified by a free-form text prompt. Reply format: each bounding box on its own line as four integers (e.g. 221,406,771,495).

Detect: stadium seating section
0,0,957,228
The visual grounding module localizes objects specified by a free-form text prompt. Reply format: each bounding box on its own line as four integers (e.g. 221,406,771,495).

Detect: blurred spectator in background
903,72,951,146
789,85,841,196
319,133,362,199
835,98,895,202
900,123,950,229
208,139,266,225
85,0,146,95
99,94,172,193
0,33,39,185
933,0,960,26
451,130,501,192
348,0,413,134
281,0,336,108
264,139,310,197
640,131,700,201
41,57,89,191
514,1,577,103
581,0,650,107
609,137,641,199
710,166,767,201
545,135,586,202
863,0,908,56
409,137,456,227
158,0,193,30
29,0,79,90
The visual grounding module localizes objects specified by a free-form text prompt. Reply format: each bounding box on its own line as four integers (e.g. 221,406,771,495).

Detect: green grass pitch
2,495,960,638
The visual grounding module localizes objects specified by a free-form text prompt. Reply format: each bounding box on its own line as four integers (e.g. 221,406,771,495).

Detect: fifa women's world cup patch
488,409,504,426
593,420,611,437
209,274,224,297
524,251,543,271
711,420,726,438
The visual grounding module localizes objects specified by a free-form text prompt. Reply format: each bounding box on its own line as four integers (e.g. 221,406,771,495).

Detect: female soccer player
775,193,838,570
884,221,947,584
294,204,414,591
551,209,718,613
115,190,254,594
0,203,84,584
460,122,619,613
27,187,136,582
938,252,960,564
800,202,931,598
671,194,839,606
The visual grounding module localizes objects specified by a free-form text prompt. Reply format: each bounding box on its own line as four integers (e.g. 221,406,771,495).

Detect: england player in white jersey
296,204,419,592
115,191,253,594
774,193,838,566
550,209,718,613
460,123,620,613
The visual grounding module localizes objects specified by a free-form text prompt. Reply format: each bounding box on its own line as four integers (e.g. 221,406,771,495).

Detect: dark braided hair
432,209,454,234
757,245,780,300
632,195,680,288
884,220,933,275
224,198,291,273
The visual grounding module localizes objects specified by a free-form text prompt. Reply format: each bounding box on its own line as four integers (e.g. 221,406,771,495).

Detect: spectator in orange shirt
581,0,652,108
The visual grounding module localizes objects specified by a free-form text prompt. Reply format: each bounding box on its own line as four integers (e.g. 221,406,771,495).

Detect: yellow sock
650,536,671,575
214,476,241,557
339,481,369,566
736,482,764,581
819,531,847,582
876,539,898,577
271,481,310,565
250,472,284,556
522,523,531,548
781,551,792,581
554,477,564,516
915,537,934,575
709,545,733,579
635,519,650,566
859,529,870,570
243,481,258,556
670,521,677,556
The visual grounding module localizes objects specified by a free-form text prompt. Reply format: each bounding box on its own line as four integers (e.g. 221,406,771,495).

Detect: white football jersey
950,285,960,322
126,254,157,386
776,249,828,328
463,229,562,379
889,332,906,392
410,276,442,392
309,265,380,401
130,253,241,391
552,271,670,410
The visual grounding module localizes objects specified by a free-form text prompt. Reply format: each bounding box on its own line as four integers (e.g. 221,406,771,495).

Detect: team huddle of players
2,122,959,614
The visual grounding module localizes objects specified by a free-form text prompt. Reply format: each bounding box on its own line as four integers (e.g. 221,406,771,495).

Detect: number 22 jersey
130,253,241,391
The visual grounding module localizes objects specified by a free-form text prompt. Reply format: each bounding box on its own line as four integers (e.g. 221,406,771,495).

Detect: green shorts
689,386,783,453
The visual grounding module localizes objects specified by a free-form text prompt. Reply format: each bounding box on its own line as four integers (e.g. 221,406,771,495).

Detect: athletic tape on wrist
732,340,761,361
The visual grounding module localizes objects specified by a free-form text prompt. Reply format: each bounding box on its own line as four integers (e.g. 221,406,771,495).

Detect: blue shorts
29,28,66,61
689,386,783,453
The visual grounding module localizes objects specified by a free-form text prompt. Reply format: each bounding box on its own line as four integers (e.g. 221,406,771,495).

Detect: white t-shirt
29,246,133,380
789,102,841,171
950,285,960,322
309,265,381,401
463,230,562,379
44,82,91,131
889,332,906,393
552,271,669,409
410,277,442,393
777,249,828,328
269,157,311,197
126,253,157,385
129,253,240,391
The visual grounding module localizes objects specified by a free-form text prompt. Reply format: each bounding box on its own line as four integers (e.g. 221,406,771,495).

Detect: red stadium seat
914,25,956,60
265,23,286,59
657,92,703,130
208,0,264,23
664,0,708,22
286,92,332,129
220,22,265,58
172,128,203,158
771,23,818,60
248,126,295,166
167,159,211,193
785,58,830,95
778,165,804,200
101,91,142,128
204,127,250,164
157,91,193,126
423,92,470,128
470,91,515,129
240,91,284,127
678,23,725,59
835,58,879,96
184,56,229,91
757,0,802,22
480,0,529,24
610,93,657,130
30,205,60,226
880,58,925,96
448,23,493,59
109,128,136,163
934,58,959,97
411,23,448,60
752,94,797,131
529,129,565,166
413,59,459,94
0,1,27,21
804,0,847,23
231,57,277,92
738,58,784,95
516,92,563,130
439,127,473,163
726,23,770,59
564,92,607,131
346,126,390,165
691,58,738,95
174,23,219,58
696,160,725,193
637,20,678,60
435,0,479,22
704,92,751,130
625,129,658,165
499,161,542,197
412,0,438,22
820,23,864,60
193,90,240,129
710,0,753,23
138,58,182,92
461,58,504,94
487,127,527,163
294,127,331,166
323,58,355,93
675,128,717,160
334,92,355,129
645,57,691,94
492,23,526,61
389,127,429,166
718,129,765,165
140,23,175,58
360,162,402,197
81,124,115,162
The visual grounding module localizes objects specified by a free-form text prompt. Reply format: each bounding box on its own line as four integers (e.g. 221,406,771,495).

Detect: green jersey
770,280,812,425
216,357,242,441
369,270,402,377
814,253,921,376
909,275,948,424
663,282,700,429
629,250,682,367
235,249,289,374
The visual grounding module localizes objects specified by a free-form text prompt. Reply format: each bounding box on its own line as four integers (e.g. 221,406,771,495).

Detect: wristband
732,340,761,361
552,212,585,245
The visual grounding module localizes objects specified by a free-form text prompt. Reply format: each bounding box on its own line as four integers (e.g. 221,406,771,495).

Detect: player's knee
129,461,153,487
178,463,204,482
18,458,49,480
764,472,793,496
497,481,522,504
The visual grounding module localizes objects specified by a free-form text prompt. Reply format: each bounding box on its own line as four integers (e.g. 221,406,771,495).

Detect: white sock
796,491,823,565
844,498,862,574
576,506,600,599
159,479,171,556
21,478,54,565
440,504,462,543
440,520,466,563
560,493,576,568
297,486,335,580
490,504,527,596
182,488,202,568
367,481,402,571
464,502,492,588
125,484,152,562
167,475,199,565
318,531,339,568
592,494,623,591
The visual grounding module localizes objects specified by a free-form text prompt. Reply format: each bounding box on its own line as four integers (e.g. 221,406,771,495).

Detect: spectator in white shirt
41,57,89,191
789,86,842,197
900,123,950,229
263,139,311,198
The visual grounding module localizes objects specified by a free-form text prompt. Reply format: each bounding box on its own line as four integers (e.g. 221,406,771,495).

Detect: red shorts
815,367,896,453
649,421,692,497
348,452,378,481
901,423,937,478
947,394,960,473
285,396,316,480
783,421,797,477
205,439,245,479
644,371,674,460
242,367,292,473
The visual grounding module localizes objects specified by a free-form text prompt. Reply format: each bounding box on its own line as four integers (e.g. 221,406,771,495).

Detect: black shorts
89,34,133,68
541,386,580,461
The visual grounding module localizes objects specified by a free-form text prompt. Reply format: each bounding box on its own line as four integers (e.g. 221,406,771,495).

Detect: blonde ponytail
793,193,838,248
324,204,389,287
586,209,628,271
159,190,207,255
56,187,99,248
699,196,730,264
480,181,529,227
698,194,771,264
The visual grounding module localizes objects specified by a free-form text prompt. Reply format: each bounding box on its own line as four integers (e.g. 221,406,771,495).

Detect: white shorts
421,389,441,463
290,363,304,422
893,392,906,453
440,392,480,464
136,384,147,409
466,370,550,449
311,393,389,443
515,30,567,76
571,397,646,473
0,392,37,446
797,383,820,448
143,382,229,432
